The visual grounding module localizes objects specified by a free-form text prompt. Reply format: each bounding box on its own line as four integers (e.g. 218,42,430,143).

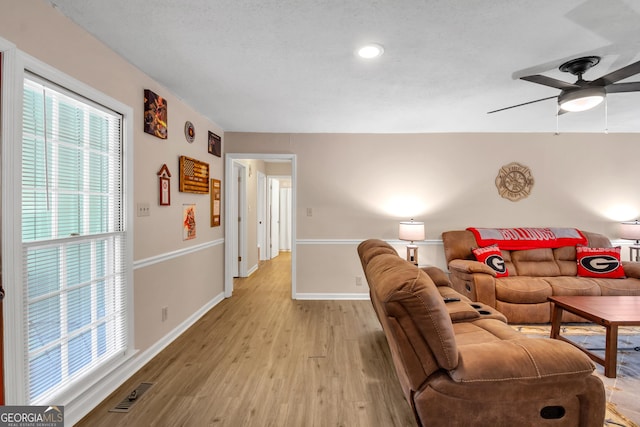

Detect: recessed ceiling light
357,44,384,59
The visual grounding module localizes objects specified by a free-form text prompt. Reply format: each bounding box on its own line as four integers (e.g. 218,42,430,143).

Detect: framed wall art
143,89,167,139
179,155,210,194
208,131,221,157
210,178,221,227
183,204,196,240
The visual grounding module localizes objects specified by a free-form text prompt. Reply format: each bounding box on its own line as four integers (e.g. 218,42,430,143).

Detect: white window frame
1,45,135,409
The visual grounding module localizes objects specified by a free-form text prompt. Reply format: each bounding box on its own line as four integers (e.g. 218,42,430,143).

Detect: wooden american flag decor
179,155,210,194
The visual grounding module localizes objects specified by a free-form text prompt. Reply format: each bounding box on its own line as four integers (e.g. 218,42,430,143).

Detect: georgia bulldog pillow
472,245,508,277
576,246,625,278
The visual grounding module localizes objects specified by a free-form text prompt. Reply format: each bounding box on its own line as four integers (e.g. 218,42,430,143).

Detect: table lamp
399,219,425,265
620,220,640,261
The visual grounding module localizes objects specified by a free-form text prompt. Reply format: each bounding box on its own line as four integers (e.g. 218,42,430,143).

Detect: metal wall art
184,121,195,143
495,162,534,201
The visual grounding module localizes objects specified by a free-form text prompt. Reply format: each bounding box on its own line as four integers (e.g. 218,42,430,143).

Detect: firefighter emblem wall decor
495,162,534,201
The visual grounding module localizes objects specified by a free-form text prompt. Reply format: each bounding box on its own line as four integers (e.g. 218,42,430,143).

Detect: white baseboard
295,293,370,300
247,263,259,276
65,291,226,425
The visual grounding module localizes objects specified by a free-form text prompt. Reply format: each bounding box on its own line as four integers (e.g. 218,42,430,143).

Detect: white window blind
22,74,128,404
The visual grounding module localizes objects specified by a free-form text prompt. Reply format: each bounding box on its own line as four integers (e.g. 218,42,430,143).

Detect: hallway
78,252,415,426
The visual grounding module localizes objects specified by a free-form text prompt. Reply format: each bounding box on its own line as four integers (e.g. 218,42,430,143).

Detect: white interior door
269,177,280,258
257,172,267,261
279,187,292,251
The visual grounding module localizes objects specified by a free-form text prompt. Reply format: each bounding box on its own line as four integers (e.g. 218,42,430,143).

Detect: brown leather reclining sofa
442,229,640,323
358,239,605,427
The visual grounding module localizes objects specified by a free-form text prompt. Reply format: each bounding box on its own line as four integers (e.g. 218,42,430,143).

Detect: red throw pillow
472,245,508,277
576,246,625,278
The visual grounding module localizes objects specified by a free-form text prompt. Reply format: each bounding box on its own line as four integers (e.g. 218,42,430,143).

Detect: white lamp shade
620,221,640,241
399,221,425,242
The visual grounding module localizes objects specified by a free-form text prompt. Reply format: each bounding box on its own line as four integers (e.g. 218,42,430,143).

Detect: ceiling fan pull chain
555,105,560,135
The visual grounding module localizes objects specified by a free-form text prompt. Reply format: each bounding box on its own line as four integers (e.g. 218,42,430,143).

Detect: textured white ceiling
47,0,640,133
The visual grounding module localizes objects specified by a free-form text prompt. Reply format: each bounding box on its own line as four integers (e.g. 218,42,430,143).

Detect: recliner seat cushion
451,338,595,383
544,276,601,296
495,277,552,303
597,278,640,295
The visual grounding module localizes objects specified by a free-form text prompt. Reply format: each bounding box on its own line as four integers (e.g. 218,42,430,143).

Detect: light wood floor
77,252,416,426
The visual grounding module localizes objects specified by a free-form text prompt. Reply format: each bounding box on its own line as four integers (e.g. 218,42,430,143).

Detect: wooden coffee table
548,295,640,378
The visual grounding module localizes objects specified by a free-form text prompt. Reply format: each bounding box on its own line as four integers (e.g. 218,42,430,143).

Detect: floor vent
109,382,154,413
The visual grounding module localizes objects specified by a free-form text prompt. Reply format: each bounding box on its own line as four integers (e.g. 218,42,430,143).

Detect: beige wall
266,161,292,176
1,0,225,354
226,132,640,295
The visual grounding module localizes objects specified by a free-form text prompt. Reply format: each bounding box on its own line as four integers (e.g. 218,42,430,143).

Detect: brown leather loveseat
358,239,605,427
442,228,640,323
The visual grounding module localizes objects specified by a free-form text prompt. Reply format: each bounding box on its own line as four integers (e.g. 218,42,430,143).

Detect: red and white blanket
467,227,587,250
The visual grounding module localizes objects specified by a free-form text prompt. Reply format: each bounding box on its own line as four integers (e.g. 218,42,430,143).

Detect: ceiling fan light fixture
558,86,605,112
357,43,384,59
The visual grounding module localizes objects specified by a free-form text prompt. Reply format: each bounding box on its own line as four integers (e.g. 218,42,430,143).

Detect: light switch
137,202,150,217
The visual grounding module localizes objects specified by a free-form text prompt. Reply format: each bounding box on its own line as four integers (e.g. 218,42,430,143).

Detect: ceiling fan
488,56,640,114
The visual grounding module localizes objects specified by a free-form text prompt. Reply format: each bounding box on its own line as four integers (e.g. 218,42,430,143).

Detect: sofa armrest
622,261,640,279
448,259,497,277
450,338,595,383
447,260,498,306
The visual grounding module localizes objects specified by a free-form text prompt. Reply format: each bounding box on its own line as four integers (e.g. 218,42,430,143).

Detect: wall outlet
355,276,363,286
161,306,168,322
137,202,150,217
307,207,313,217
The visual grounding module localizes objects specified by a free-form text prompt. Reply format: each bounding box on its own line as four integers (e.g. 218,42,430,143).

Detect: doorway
224,154,296,299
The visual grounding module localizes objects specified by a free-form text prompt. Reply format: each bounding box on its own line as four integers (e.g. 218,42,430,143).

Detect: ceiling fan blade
487,96,557,114
591,60,640,86
520,75,579,90
605,81,640,93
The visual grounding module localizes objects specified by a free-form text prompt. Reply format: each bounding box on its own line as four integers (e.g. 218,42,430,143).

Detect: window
21,73,129,404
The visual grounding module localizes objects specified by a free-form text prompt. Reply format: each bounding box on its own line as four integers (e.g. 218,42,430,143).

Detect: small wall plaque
210,179,221,227
157,164,171,206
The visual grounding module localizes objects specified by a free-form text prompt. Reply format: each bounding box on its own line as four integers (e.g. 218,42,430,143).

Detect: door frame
231,161,247,278
224,153,297,299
